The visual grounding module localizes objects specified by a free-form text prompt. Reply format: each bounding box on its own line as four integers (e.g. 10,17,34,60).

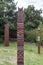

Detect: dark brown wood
4,24,9,46
38,41,40,54
17,8,24,65
37,27,40,54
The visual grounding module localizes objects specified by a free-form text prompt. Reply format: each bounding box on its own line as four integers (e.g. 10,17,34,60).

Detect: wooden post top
18,7,24,23
38,27,40,31
5,24,9,27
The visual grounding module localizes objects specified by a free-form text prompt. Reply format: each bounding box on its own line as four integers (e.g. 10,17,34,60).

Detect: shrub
25,29,37,43
29,49,33,52
0,38,3,43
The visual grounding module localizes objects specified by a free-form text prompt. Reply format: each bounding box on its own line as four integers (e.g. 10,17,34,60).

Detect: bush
40,36,43,46
41,40,43,46
29,49,33,52
25,29,37,43
40,29,43,46
0,38,3,43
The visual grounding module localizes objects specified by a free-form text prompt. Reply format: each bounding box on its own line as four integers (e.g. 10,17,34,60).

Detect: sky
14,0,43,16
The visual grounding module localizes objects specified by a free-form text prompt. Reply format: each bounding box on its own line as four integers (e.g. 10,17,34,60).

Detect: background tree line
0,0,43,43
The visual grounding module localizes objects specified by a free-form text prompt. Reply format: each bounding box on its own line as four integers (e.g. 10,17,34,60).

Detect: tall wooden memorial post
17,8,24,65
37,27,40,54
4,24,9,46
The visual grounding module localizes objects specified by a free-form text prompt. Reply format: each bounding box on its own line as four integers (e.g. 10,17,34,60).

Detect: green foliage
0,0,17,28
0,0,17,39
40,23,43,45
29,48,33,52
24,5,42,31
0,3,43,43
24,5,42,43
0,38,3,43
24,29,37,42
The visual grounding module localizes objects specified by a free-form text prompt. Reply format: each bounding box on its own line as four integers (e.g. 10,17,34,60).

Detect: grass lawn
0,42,43,65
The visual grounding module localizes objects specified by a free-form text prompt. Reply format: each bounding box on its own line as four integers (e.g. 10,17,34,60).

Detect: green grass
0,42,43,65
24,42,43,65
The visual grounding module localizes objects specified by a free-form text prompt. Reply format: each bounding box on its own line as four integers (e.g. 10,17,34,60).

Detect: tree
0,0,17,40
24,5,42,31
24,5,42,42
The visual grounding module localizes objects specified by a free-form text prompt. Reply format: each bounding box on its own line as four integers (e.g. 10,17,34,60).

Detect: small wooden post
4,24,9,46
37,27,40,54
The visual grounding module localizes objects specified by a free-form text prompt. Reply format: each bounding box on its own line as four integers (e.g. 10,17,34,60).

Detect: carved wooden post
4,24,9,46
17,8,24,65
37,27,40,54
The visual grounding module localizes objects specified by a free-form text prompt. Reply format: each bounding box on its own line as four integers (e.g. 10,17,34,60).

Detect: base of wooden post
38,41,40,54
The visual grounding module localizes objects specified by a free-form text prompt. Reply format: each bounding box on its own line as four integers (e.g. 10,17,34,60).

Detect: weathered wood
38,41,40,54
17,8,24,65
4,24,9,46
37,27,40,54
